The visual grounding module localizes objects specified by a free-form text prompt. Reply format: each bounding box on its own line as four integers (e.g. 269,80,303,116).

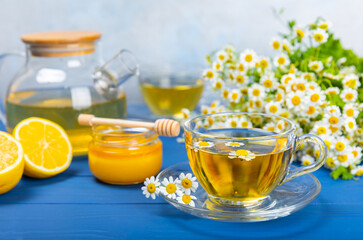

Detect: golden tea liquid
186,128,292,202
140,78,203,116
6,89,126,156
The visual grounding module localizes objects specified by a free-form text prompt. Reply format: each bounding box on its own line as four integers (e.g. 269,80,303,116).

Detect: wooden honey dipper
78,114,180,137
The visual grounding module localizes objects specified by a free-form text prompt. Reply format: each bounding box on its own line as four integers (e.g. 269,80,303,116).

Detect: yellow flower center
278,57,286,65
314,150,320,158
181,178,192,189
255,100,262,108
326,157,335,167
202,109,208,115
223,90,229,98
245,54,253,62
264,80,273,88
296,83,306,91
207,118,213,125
319,24,328,30
272,41,280,49
348,122,355,129
307,106,316,115
252,89,260,96
182,194,192,204
324,140,331,150
346,79,357,88
215,81,223,89
241,88,248,95
276,93,282,101
166,183,177,194
231,93,239,100
236,149,249,156
238,63,244,71
346,109,354,117
215,63,221,69
236,75,244,84
317,126,327,135
335,142,345,151
198,142,210,147
230,120,237,128
206,71,214,78
229,142,240,146
241,122,249,128
147,183,156,193
345,93,354,100
329,116,339,125
356,170,363,177
329,125,339,133
310,93,320,102
284,76,292,84
218,55,225,61
269,105,278,113
337,154,348,162
296,29,304,38
291,96,301,105
311,64,319,71
280,112,289,118
314,33,324,42
303,160,311,166
352,150,358,158
260,59,268,68
267,126,275,132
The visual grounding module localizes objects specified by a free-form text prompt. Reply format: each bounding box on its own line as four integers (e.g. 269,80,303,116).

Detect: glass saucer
157,162,321,222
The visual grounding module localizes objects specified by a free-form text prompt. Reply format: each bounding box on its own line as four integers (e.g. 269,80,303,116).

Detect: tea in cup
184,112,327,206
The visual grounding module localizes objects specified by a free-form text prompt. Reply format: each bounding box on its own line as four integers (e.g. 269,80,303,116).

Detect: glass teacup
184,112,327,206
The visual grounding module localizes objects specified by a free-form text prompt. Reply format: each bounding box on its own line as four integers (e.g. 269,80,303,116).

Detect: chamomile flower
281,73,296,85
260,74,278,91
194,141,215,149
276,120,286,132
323,113,342,128
212,61,224,71
294,26,306,38
216,50,228,62
309,61,323,72
240,49,257,68
259,56,271,69
294,78,309,92
325,87,340,95
161,176,182,199
229,89,241,103
306,89,326,105
307,81,320,91
236,62,246,72
285,91,304,110
344,118,357,133
229,149,256,161
351,146,362,162
281,39,293,53
274,53,290,68
326,105,341,115
336,152,354,167
181,108,191,120
333,137,350,152
301,72,316,81
221,88,230,100
318,20,332,30
312,29,328,44
234,72,248,85
225,142,245,147
340,88,358,103
176,192,197,207
303,104,320,118
141,176,160,200
212,78,224,90
270,37,281,50
319,134,334,150
201,105,210,115
203,68,216,80
275,89,285,102
343,74,361,89
265,101,281,115
263,122,276,132
351,166,363,177
239,116,252,128
325,153,339,169
249,83,266,100
301,155,315,166
226,117,240,128
176,173,198,194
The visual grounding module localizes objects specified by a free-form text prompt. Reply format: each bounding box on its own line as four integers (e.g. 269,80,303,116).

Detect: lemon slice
0,131,24,194
13,117,72,178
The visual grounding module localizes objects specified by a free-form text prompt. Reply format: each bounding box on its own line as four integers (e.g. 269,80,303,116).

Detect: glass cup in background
139,68,204,118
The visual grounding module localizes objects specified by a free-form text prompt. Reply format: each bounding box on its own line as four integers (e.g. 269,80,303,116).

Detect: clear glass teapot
0,31,139,156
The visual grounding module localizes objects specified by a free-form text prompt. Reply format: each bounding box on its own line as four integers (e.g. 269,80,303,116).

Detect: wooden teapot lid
21,31,102,57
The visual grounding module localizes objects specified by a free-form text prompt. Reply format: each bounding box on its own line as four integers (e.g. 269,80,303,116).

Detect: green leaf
206,55,212,65
288,20,296,30
330,166,345,180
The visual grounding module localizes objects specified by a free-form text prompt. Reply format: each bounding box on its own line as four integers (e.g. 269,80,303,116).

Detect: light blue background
0,0,362,104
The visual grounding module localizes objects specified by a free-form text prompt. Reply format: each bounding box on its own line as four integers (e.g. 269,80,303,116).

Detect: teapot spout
93,49,139,99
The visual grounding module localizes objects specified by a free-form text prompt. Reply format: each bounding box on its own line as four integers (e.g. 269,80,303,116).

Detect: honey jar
88,125,162,184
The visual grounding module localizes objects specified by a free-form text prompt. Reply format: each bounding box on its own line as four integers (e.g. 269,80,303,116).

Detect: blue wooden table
0,106,362,240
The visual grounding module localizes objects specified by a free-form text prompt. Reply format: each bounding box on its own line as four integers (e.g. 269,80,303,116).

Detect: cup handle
280,134,328,184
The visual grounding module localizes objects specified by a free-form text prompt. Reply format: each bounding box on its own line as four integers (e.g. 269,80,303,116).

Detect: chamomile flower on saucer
203,68,216,80
229,149,256,161
343,74,360,89
161,176,182,199
312,29,328,44
240,49,257,68
212,61,224,71
343,103,359,118
225,142,245,147
301,155,315,166
176,192,197,207
351,166,363,177
194,141,215,149
265,101,281,115
285,91,304,110
270,37,281,50
340,88,358,103
216,50,228,62
176,173,198,194
325,87,340,95
274,53,290,68
344,118,357,133
260,74,278,91
142,176,160,200
249,83,266,100
309,61,323,72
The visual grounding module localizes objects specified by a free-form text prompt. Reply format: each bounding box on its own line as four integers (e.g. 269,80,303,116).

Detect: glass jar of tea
0,31,139,156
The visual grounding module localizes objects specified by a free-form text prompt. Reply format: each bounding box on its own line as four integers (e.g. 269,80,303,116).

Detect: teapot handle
0,52,25,127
